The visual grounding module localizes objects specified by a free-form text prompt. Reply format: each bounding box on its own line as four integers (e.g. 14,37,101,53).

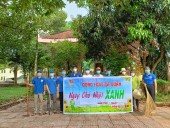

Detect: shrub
157,79,170,94
157,79,170,85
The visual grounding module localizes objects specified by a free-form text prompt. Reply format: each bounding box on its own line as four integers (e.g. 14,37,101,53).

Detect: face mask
37,73,42,77
122,72,126,75
131,73,135,76
96,71,101,74
61,71,66,76
145,70,150,74
107,71,111,75
73,68,77,72
85,70,90,74
49,73,54,77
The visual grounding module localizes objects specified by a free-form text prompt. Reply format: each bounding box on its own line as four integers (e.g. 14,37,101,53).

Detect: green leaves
127,22,153,42
44,41,87,69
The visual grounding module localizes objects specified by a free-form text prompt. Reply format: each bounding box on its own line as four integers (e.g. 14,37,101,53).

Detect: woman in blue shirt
142,66,157,102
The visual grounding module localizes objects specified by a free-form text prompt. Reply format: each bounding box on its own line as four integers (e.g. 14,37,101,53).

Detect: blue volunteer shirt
70,72,82,77
46,77,58,94
32,77,46,94
58,76,67,92
142,73,156,85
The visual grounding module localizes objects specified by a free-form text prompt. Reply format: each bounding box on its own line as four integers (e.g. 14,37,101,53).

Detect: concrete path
0,99,170,128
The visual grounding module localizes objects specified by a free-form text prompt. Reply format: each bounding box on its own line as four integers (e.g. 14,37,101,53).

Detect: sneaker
45,111,49,114
39,113,43,116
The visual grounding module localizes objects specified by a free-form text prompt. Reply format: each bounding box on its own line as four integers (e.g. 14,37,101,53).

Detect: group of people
29,65,157,115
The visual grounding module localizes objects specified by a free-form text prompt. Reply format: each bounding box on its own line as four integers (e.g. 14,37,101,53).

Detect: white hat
133,88,142,100
120,68,126,72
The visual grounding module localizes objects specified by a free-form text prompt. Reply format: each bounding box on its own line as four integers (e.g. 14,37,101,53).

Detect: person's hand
43,91,46,95
143,83,146,87
48,91,50,95
155,90,157,95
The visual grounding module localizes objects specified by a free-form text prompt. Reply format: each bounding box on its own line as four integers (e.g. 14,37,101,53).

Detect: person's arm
44,84,50,95
44,79,50,95
137,77,140,87
29,79,35,87
142,75,146,87
154,79,157,95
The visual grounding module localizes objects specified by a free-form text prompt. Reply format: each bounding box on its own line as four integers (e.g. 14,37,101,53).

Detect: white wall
0,68,24,82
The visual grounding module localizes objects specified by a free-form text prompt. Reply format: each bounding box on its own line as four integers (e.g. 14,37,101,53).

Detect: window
4,76,5,80
1,70,3,73
1,77,3,80
10,70,12,73
4,70,6,73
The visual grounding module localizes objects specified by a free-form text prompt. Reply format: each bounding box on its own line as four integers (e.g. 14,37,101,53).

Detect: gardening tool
23,78,31,117
143,84,157,116
48,93,52,115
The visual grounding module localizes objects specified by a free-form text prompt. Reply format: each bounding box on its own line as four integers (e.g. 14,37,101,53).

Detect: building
0,68,24,83
38,30,78,43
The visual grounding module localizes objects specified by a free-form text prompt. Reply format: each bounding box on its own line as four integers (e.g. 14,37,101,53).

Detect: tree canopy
71,0,170,75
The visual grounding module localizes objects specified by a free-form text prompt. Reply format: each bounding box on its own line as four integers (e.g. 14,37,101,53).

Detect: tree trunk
34,41,39,76
166,54,170,82
151,46,165,73
14,66,18,85
67,61,70,71
77,54,83,72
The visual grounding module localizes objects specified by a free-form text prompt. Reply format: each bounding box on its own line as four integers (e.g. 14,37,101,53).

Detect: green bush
157,79,170,94
157,79,170,85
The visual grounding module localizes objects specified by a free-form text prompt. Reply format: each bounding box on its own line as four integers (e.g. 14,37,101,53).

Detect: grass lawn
0,86,27,104
156,93,170,102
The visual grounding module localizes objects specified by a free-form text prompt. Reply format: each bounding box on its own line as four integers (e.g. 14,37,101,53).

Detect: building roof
43,30,75,39
38,30,78,43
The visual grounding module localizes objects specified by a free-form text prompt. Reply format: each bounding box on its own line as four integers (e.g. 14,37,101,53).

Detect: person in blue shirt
58,69,67,112
30,69,47,115
142,66,157,102
83,67,93,77
105,68,113,77
70,65,82,77
46,69,58,113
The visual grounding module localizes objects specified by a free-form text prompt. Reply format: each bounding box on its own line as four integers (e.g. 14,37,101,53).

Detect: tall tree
0,0,66,84
71,0,170,78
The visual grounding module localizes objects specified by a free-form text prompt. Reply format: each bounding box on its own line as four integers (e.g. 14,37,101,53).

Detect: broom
143,84,157,116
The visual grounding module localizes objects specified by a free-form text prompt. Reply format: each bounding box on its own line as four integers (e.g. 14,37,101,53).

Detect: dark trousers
47,94,57,111
59,92,63,111
145,85,155,102
133,97,139,110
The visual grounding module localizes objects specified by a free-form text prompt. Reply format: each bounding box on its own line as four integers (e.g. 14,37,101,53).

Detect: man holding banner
83,67,93,77
70,65,82,77
94,67,103,77
58,69,67,113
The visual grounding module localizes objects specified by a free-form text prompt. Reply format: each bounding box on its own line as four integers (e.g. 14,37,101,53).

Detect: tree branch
151,46,165,73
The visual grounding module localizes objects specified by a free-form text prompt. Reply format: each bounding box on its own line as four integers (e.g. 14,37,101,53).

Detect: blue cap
49,69,55,73
85,67,90,70
37,69,42,73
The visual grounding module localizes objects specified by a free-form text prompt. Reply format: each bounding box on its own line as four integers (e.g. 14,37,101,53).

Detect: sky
62,0,88,21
